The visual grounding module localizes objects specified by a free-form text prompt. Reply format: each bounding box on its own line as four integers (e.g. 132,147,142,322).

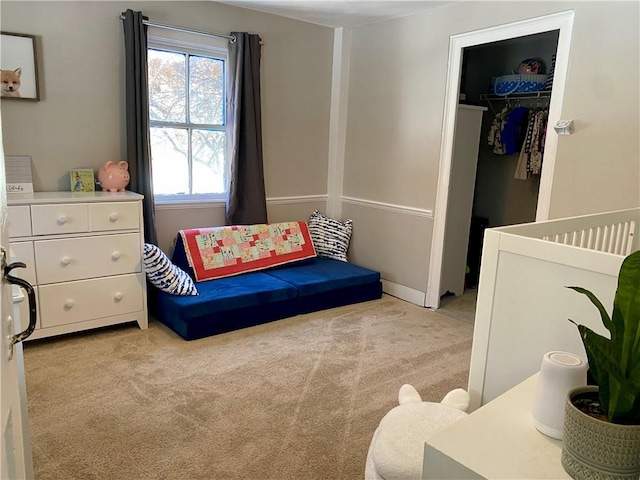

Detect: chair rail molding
341,196,433,218
266,194,328,205
155,195,328,210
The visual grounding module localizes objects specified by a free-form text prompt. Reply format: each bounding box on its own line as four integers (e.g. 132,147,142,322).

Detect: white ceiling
217,1,452,28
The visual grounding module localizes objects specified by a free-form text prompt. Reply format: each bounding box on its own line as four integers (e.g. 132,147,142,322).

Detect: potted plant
563,250,640,479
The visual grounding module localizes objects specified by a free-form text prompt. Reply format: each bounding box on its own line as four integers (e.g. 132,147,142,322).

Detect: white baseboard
381,279,426,306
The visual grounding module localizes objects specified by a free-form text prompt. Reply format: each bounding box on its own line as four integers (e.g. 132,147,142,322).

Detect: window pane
192,130,226,194
148,49,186,123
189,56,224,125
150,127,189,195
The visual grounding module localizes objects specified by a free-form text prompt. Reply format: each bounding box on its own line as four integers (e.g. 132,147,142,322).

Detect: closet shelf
481,91,551,114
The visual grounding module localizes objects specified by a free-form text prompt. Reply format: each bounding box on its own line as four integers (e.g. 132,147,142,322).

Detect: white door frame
425,10,575,308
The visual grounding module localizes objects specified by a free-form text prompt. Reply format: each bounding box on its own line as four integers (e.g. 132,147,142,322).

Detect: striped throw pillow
143,243,198,296
308,210,352,262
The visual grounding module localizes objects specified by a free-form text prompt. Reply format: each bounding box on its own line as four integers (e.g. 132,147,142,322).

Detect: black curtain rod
119,15,236,43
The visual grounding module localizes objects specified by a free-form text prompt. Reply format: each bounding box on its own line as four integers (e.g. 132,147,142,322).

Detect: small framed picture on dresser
70,169,95,192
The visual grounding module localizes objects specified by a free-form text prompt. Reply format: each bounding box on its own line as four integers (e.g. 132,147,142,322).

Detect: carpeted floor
437,288,478,324
23,294,473,480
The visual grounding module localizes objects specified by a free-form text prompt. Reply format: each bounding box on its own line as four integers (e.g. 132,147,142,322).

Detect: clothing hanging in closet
487,104,549,179
515,108,548,180
487,107,508,155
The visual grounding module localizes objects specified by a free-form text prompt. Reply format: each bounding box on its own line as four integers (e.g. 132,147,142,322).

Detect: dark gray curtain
122,9,158,245
225,32,267,225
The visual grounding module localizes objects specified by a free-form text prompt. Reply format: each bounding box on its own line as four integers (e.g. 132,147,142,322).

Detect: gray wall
342,1,640,294
2,1,639,300
0,1,334,252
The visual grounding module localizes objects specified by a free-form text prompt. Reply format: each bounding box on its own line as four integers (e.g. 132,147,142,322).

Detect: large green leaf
576,324,638,422
575,324,611,414
567,250,640,424
613,252,640,377
567,286,613,333
628,395,640,424
629,356,640,392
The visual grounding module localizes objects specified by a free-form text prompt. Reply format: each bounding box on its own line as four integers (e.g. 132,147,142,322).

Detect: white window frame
148,36,229,206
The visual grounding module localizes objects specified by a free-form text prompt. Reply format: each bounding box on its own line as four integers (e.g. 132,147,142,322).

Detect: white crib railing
468,207,640,411
490,207,639,256
540,220,636,256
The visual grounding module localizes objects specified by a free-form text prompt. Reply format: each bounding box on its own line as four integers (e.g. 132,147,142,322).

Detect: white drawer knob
57,214,68,224
111,251,121,260
64,300,74,309
109,213,119,222
114,292,124,301
61,256,72,266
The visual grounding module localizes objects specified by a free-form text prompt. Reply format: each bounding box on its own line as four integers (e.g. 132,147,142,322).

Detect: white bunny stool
365,385,471,480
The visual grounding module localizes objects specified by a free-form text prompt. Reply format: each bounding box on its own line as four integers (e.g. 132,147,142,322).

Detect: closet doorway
426,10,575,309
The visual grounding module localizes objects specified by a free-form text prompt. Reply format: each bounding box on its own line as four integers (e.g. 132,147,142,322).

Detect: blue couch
148,238,383,340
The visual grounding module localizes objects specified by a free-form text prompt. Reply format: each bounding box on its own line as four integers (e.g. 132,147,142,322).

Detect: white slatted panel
537,220,636,256
625,221,635,255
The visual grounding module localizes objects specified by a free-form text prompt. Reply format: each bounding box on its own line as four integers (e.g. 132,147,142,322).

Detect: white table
422,374,570,479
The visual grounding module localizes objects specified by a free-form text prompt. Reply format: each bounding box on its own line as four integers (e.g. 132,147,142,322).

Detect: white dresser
7,191,148,340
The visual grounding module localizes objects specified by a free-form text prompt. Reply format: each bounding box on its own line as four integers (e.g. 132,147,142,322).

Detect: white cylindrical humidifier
531,351,588,440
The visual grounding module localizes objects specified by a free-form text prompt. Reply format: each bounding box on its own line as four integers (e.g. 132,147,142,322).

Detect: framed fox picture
1,31,40,101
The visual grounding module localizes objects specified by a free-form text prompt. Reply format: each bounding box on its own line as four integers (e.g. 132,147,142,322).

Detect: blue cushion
264,257,380,296
157,272,297,320
295,282,383,314
150,296,299,341
151,246,383,341
149,272,299,340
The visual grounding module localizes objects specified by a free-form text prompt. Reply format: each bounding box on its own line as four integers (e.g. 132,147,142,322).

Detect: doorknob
3,261,38,356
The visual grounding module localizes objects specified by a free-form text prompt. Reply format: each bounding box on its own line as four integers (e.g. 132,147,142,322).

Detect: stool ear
441,388,470,412
398,384,422,404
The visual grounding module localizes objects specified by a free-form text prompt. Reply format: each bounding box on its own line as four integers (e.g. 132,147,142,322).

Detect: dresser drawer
38,274,144,328
34,233,141,284
8,206,32,237
31,203,89,235
9,241,36,286
89,201,140,232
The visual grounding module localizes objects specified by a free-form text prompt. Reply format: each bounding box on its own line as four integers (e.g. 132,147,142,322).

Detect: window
148,37,227,203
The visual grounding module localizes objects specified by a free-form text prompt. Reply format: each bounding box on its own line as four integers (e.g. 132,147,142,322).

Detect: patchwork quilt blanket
178,222,317,281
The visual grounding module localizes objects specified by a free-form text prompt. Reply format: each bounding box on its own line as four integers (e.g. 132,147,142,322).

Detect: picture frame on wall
70,169,96,193
1,31,40,101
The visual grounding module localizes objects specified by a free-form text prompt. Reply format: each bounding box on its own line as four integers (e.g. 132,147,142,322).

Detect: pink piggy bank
98,161,130,192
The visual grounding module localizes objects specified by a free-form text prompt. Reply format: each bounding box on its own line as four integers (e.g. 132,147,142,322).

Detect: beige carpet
24,294,473,480
437,288,478,324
